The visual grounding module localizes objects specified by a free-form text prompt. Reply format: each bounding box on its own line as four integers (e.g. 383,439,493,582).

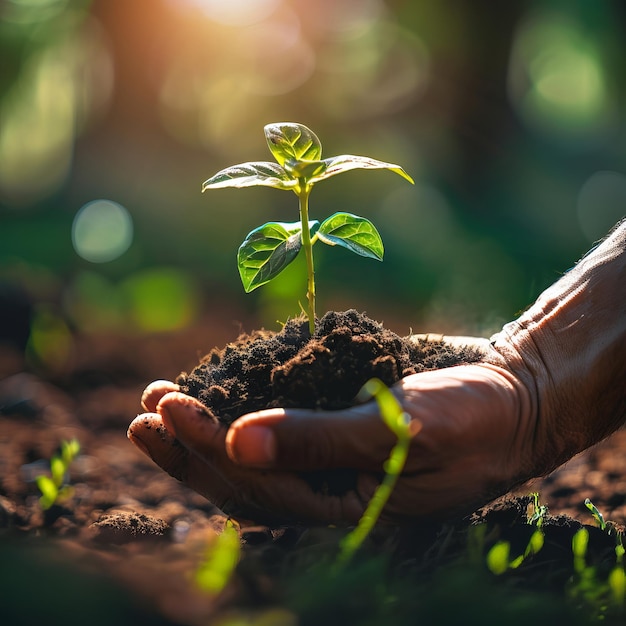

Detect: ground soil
1,309,625,625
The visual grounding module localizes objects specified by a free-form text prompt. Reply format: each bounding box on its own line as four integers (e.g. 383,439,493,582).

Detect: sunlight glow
173,0,281,26
159,6,312,148
313,19,429,120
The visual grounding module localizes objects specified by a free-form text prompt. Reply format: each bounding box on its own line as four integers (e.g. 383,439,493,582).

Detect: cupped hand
128,336,543,525
128,223,626,525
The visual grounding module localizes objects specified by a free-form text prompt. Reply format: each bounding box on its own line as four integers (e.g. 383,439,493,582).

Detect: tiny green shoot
195,519,241,595
584,497,606,531
527,492,548,527
335,378,416,567
486,529,545,575
486,492,548,575
202,122,414,334
35,438,81,510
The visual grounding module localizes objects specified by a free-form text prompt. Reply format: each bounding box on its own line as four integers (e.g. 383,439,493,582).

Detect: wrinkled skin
128,221,626,525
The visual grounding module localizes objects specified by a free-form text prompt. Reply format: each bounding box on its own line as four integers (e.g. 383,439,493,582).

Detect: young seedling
527,492,548,527
202,122,414,334
486,531,545,576
568,508,626,617
584,497,607,531
195,519,241,596
35,438,80,510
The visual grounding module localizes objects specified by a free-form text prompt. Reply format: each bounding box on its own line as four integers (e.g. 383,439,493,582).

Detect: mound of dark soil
177,309,483,424
176,309,484,497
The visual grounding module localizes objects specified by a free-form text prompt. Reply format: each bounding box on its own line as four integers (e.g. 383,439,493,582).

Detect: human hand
127,336,541,525
128,221,626,525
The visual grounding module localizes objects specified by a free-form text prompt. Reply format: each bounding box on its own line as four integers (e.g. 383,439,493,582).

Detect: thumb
225,403,400,472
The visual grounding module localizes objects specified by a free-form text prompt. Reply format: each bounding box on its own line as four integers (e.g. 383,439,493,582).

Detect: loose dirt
1,311,624,625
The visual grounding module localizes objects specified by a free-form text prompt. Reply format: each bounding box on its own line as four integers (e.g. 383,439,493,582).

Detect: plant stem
298,182,316,335
335,439,409,568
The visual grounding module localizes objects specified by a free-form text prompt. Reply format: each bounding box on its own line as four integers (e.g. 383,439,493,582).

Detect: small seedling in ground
567,502,626,618
35,438,80,510
485,493,548,576
582,498,626,609
195,519,241,595
486,530,545,576
202,122,414,334
527,491,548,527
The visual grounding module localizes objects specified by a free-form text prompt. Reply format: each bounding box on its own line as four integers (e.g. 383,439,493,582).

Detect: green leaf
284,158,327,181
50,455,65,487
308,154,414,185
317,212,384,261
238,221,318,292
584,497,606,530
202,162,295,191
196,520,241,595
264,122,322,167
62,438,80,465
526,529,545,556
572,528,589,559
36,475,58,510
608,566,626,606
486,541,511,575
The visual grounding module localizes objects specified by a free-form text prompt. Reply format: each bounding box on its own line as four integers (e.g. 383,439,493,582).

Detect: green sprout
584,497,606,531
527,492,548,527
195,519,241,595
35,438,80,510
486,530,545,576
202,122,414,334
335,378,414,567
567,505,626,617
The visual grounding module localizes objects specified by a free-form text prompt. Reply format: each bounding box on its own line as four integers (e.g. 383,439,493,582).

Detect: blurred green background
1,0,625,372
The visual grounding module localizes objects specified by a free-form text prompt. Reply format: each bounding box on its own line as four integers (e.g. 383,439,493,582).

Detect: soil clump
177,309,483,423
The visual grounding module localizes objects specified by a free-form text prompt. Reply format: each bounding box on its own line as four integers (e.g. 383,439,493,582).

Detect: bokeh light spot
508,12,613,142
26,305,72,372
1,0,69,25
577,171,626,243
314,19,429,120
64,271,126,332
0,18,113,205
72,200,133,263
121,268,198,332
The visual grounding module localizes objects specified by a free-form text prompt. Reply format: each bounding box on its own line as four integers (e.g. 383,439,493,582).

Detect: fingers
141,380,179,412
130,392,367,524
129,397,253,513
225,403,400,472
127,412,189,482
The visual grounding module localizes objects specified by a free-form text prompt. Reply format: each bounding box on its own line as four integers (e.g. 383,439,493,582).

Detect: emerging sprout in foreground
202,122,414,334
36,438,81,510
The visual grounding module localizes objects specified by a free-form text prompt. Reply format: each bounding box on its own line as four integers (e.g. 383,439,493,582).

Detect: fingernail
228,425,276,467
